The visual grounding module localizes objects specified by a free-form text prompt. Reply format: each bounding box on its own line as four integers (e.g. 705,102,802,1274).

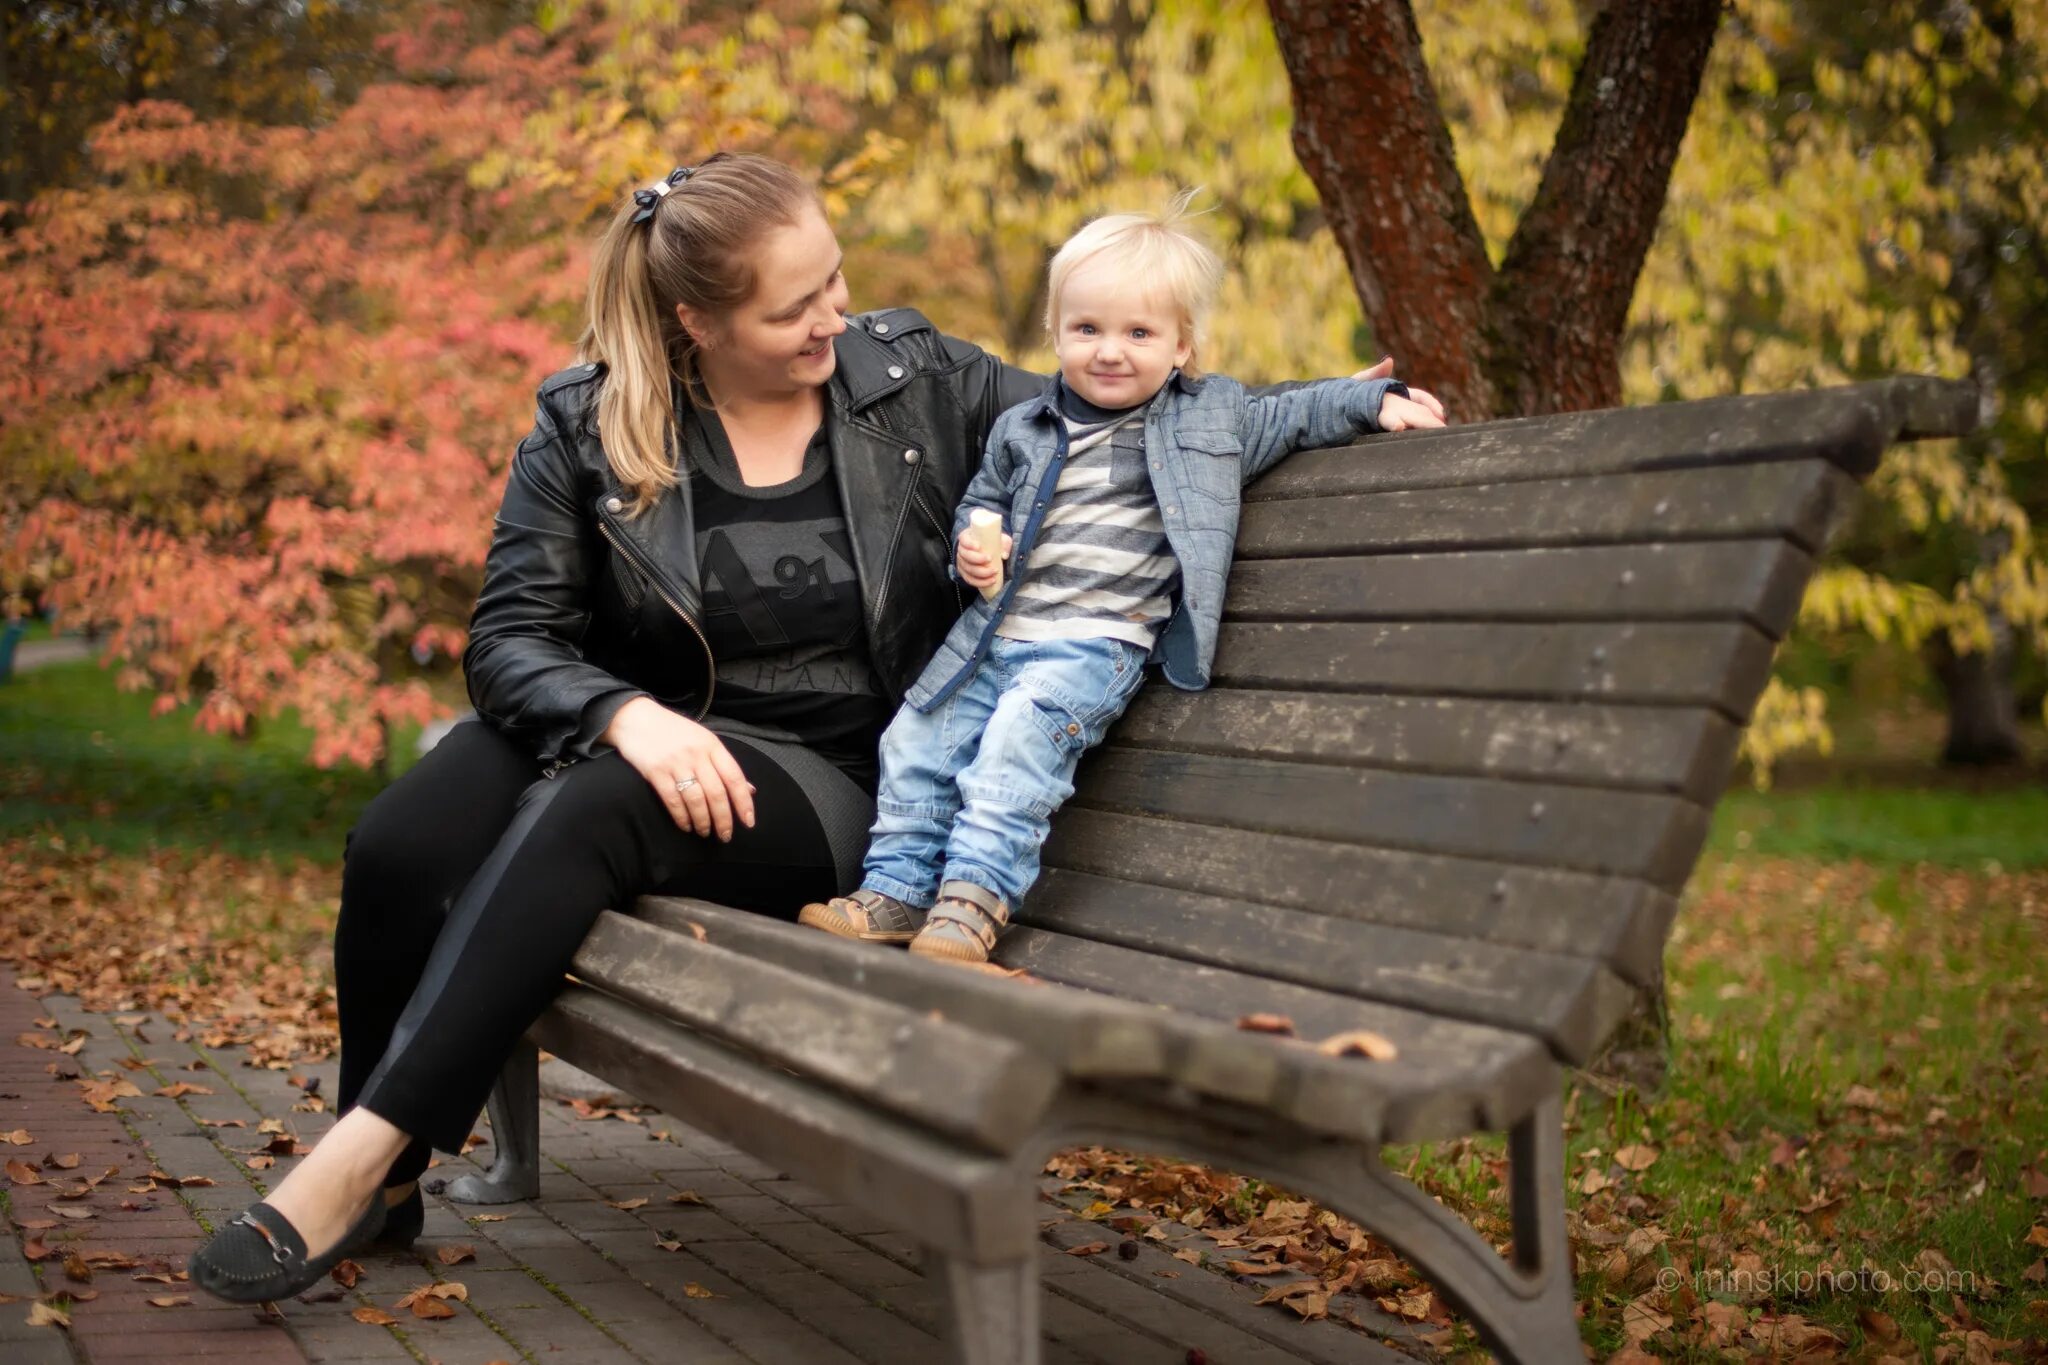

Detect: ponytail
576,153,820,514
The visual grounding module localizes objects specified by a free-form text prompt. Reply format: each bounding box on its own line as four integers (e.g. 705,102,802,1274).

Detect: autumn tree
1626,0,2047,767
0,0,397,211
1265,0,1725,422
0,1,842,766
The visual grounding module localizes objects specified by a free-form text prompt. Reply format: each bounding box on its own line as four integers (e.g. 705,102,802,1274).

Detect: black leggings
334,720,841,1182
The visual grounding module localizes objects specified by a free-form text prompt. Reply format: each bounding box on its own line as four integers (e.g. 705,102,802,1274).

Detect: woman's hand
1350,355,1448,431
601,697,756,841
956,528,1013,593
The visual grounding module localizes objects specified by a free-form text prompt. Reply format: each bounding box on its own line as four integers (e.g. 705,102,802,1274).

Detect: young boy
800,200,1443,962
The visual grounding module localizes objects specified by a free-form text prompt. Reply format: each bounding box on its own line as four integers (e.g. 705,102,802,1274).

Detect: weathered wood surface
1224,540,1815,636
1072,746,1711,890
992,927,1566,1130
1209,620,1776,716
1238,461,1856,559
1014,875,1639,1062
532,987,1039,1261
636,897,1553,1144
1111,691,1741,802
1039,812,1674,984
1244,375,1972,502
572,911,1059,1151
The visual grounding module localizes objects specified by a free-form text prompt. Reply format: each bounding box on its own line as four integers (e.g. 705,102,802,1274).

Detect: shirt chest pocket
1173,427,1245,511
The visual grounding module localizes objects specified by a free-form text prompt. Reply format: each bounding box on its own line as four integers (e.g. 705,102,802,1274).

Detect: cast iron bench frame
445,376,1975,1363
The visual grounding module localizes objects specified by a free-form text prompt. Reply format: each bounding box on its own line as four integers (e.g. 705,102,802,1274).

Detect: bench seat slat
1039,811,1672,985
533,988,1039,1262
991,927,1562,1135
1237,461,1855,560
1019,871,1640,1062
635,898,1552,1144
1211,620,1776,716
1242,377,1966,500
1226,540,1814,637
571,912,1060,1152
1073,746,1711,891
1113,690,1740,802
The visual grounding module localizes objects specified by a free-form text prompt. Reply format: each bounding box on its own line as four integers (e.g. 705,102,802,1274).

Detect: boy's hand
1349,355,1448,430
1379,388,1446,431
957,529,1013,591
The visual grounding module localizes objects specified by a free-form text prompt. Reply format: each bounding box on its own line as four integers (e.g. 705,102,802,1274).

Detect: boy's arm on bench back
1239,376,1409,483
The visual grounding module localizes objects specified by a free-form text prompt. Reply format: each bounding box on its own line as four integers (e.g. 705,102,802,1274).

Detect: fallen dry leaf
43,1152,79,1170
606,1197,647,1211
152,1083,213,1099
1613,1144,1659,1172
410,1297,457,1320
27,1299,70,1328
6,1157,45,1185
1235,1013,1296,1036
1227,1259,1291,1276
352,1306,398,1326
148,1296,191,1308
668,1190,704,1205
0,1129,30,1145
436,1244,475,1267
683,1282,716,1299
1313,1030,1399,1061
1065,1241,1110,1256
331,1259,364,1289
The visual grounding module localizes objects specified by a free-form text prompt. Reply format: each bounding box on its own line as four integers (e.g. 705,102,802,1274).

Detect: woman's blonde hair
579,153,820,513
1043,189,1225,377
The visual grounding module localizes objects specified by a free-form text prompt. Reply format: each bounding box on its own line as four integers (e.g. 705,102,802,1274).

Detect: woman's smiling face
687,205,850,398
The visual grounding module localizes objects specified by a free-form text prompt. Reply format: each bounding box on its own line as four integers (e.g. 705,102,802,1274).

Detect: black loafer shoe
189,1193,387,1303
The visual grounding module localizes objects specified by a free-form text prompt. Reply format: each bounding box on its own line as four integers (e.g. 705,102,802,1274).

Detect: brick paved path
2,965,1421,1364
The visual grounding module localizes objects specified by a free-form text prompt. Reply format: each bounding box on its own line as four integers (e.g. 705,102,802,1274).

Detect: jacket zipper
911,485,965,611
597,520,716,723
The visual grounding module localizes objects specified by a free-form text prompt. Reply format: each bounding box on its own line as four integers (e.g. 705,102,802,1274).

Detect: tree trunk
1265,0,1724,421
1928,619,2025,767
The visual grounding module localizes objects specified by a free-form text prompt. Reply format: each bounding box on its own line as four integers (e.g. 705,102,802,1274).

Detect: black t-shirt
686,407,891,791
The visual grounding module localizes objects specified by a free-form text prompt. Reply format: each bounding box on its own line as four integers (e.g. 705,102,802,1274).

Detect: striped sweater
994,400,1180,650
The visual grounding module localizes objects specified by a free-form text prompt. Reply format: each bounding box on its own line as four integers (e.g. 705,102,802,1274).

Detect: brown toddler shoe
907,880,1010,964
798,888,925,944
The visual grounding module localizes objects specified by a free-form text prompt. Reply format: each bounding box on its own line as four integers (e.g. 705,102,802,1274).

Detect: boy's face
1052,257,1193,410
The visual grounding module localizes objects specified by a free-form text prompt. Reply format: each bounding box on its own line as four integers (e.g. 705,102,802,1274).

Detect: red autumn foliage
0,2,835,766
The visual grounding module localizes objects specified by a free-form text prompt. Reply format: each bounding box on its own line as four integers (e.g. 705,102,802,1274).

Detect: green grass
1397,852,2047,1361
0,656,428,864
1708,781,2048,868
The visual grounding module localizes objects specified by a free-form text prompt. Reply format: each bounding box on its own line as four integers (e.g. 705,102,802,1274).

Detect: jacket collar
828,325,917,412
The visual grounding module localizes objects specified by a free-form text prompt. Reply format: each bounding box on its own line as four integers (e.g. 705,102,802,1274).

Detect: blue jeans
862,634,1150,909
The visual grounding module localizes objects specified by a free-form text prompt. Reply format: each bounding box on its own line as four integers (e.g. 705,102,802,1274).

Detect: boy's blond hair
1045,190,1225,377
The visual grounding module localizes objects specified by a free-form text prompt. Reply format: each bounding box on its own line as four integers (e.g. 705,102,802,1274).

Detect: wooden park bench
445,376,1976,1364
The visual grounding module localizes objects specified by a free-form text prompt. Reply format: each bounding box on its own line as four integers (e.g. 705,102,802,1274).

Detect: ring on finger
675,776,700,793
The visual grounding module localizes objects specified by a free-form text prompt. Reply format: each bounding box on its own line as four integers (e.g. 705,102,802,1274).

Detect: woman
188,153,1043,1300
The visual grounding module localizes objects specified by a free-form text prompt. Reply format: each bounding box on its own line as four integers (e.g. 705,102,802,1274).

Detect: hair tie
630,166,695,225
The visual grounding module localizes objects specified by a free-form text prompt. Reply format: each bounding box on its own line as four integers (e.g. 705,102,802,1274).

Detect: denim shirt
903,369,1408,712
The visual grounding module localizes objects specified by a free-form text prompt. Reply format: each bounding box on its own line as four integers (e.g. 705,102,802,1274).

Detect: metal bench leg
1350,1089,1583,1364
443,1039,541,1204
932,1252,1040,1365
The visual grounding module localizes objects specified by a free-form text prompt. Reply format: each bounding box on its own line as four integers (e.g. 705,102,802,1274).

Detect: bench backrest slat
1074,747,1709,891
1228,539,1814,635
1040,811,1672,983
1237,462,1857,559
1114,691,1741,802
1210,620,1777,715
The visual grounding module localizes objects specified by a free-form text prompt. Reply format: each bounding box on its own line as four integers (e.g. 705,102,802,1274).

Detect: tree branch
1491,0,1724,415
1264,0,1497,419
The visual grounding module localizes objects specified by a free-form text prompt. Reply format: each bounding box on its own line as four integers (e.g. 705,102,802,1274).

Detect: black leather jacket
463,307,1044,766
